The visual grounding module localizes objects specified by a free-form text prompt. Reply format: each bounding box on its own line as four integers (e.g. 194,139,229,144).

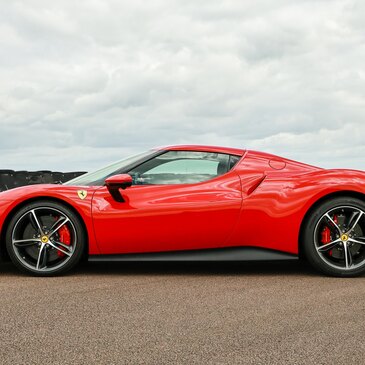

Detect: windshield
64,150,157,186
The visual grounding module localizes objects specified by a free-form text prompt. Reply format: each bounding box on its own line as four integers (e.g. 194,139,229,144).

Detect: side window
128,151,239,185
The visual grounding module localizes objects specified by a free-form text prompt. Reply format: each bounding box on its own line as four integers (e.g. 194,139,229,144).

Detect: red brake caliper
55,217,71,258
321,215,338,256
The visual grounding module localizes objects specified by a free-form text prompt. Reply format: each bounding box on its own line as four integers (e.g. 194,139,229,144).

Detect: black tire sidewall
5,200,86,276
303,196,365,277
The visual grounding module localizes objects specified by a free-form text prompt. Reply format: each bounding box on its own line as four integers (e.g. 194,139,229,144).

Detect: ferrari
0,145,365,277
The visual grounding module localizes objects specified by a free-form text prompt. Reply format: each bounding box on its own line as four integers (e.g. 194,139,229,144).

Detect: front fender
0,185,101,255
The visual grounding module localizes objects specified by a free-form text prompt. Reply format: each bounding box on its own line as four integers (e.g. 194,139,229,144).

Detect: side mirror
105,174,133,202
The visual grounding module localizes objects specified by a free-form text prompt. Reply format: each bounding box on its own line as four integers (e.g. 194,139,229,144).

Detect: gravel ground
0,260,364,365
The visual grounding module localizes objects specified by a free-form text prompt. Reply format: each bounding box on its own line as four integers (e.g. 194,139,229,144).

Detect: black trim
106,184,125,202
88,247,298,262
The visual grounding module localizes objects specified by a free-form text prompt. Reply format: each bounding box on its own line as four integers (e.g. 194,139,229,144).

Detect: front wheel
303,197,365,277
6,201,86,276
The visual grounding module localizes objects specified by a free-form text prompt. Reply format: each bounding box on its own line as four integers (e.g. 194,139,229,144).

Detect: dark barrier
0,170,87,192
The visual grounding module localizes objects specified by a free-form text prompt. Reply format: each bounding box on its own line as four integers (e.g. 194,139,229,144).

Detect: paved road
0,260,364,365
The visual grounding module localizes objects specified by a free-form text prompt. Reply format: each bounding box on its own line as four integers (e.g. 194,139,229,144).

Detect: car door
91,151,243,254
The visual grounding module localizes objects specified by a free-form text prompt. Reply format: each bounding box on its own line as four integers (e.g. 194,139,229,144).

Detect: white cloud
0,0,364,171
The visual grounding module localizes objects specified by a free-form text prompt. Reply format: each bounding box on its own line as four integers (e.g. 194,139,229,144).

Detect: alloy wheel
11,206,77,273
314,206,365,271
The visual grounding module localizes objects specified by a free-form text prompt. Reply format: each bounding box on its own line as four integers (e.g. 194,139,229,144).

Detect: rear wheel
303,197,365,277
6,201,86,276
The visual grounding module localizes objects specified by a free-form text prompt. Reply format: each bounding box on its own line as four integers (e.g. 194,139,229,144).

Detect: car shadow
74,259,317,277
0,260,318,277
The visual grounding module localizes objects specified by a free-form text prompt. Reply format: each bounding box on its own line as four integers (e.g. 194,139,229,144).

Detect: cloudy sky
0,0,364,172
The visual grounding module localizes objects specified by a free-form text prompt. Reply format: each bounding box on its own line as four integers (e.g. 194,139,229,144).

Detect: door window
129,151,239,185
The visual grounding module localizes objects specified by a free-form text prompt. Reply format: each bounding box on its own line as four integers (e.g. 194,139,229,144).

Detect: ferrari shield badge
77,190,88,200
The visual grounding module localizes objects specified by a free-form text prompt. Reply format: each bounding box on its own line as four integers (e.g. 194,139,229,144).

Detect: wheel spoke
50,216,67,233
317,238,342,253
52,240,73,252
13,239,41,247
349,237,365,246
36,244,47,270
346,211,359,231
346,211,364,235
343,242,353,269
48,241,72,257
30,210,44,235
48,218,70,238
325,213,342,234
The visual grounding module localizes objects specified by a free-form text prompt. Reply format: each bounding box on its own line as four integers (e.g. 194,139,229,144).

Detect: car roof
156,145,246,156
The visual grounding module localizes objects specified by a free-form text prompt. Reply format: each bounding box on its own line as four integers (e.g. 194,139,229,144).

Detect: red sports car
0,145,364,277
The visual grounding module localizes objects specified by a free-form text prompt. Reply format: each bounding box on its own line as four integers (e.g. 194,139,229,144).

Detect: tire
6,200,86,276
303,196,365,277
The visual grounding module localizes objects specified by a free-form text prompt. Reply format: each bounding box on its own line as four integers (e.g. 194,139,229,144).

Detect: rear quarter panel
228,151,365,254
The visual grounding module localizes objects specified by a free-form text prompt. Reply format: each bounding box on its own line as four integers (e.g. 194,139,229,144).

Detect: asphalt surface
0,260,364,365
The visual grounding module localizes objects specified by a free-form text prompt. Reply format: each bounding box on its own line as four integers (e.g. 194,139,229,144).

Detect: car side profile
0,145,364,277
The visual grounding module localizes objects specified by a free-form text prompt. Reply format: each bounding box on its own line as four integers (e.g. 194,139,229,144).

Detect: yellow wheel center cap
341,234,349,242
41,236,49,243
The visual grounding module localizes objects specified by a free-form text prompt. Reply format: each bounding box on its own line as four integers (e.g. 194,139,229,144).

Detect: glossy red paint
0,185,101,254
228,150,365,254
0,145,365,259
105,174,133,202
92,171,243,254
105,174,133,186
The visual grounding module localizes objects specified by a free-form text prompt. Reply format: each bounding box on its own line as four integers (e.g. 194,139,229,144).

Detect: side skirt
88,247,298,262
